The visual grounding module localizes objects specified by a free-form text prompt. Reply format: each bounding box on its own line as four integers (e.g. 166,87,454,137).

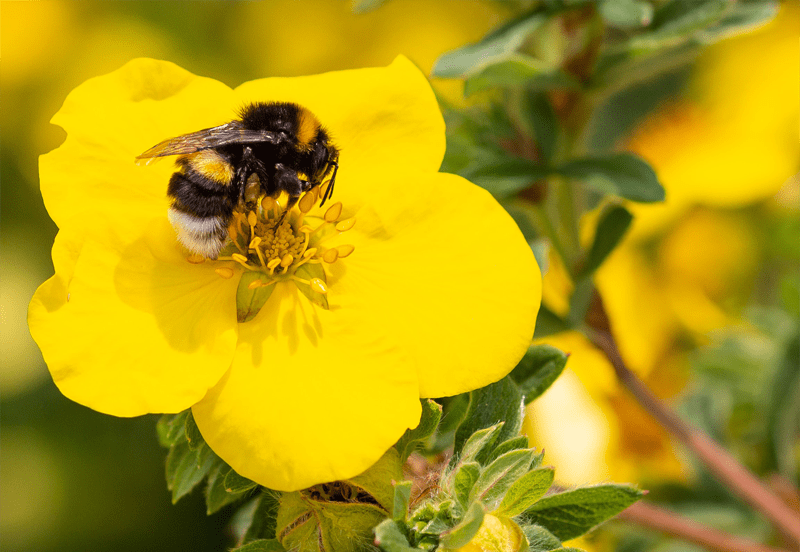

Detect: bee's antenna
319,160,338,207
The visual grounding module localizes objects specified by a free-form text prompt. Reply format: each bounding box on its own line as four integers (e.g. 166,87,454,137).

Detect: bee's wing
136,121,282,162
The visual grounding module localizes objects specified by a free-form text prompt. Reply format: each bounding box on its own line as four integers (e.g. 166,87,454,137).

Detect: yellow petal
41,58,236,231
324,171,541,398
28,219,239,416
192,282,421,492
233,56,445,178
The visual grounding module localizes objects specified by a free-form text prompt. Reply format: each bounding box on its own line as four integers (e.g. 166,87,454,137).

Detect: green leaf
184,410,204,451
156,411,188,448
768,334,800,478
567,278,595,327
532,305,572,338
233,539,286,552
237,271,277,322
431,394,471,453
395,399,442,460
558,154,665,203
225,467,259,494
205,462,247,515
469,449,537,511
242,490,281,543
166,440,217,503
350,448,403,513
464,156,550,198
439,502,486,549
433,13,546,78
415,499,456,536
374,519,417,552
485,436,535,465
293,263,329,310
521,524,562,552
521,484,643,541
453,377,525,463
452,462,481,510
599,0,653,28
464,55,579,97
578,205,633,278
277,491,387,552
701,1,778,43
456,423,505,466
518,91,559,164
509,344,569,404
391,481,413,521
634,0,731,49
496,467,555,517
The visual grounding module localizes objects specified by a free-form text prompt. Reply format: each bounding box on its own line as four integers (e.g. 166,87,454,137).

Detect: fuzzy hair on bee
137,102,340,259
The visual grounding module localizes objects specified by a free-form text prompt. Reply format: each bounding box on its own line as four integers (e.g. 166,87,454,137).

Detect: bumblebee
137,102,339,259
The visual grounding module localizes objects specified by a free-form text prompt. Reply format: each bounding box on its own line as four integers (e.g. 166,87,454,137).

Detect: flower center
206,185,355,321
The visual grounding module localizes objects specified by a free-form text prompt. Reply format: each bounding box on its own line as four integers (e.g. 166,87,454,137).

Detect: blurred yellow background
2,1,797,551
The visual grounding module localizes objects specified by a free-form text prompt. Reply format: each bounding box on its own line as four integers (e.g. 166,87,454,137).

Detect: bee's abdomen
167,171,235,258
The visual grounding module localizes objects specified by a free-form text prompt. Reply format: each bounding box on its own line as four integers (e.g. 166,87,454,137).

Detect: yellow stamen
303,248,318,258
267,258,282,275
215,267,234,279
248,279,264,289
335,217,356,232
280,254,294,268
310,278,328,294
249,236,262,249
187,253,205,264
336,244,355,257
298,191,316,213
322,249,339,263
324,202,343,222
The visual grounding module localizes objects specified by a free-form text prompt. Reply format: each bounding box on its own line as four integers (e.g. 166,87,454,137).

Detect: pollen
213,187,356,314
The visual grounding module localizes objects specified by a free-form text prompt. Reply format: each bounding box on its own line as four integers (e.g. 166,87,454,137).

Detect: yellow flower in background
623,1,799,237
28,58,541,491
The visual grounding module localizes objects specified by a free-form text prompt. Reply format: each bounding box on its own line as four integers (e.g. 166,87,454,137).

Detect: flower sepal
237,270,277,323
276,449,403,552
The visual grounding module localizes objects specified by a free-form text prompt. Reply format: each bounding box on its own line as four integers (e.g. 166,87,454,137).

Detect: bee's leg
275,195,300,228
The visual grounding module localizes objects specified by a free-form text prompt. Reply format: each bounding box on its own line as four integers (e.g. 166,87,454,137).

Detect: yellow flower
441,514,524,552
623,1,799,237
28,57,541,491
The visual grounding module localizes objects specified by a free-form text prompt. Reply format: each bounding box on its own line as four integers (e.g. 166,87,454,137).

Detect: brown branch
620,501,792,552
586,292,800,549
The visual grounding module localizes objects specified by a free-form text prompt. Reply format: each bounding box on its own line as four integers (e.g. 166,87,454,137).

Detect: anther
322,249,339,263
248,279,264,289
187,253,205,264
335,217,356,232
336,244,355,257
267,258,281,275
310,278,328,294
249,236,262,249
248,211,258,228
324,202,343,222
303,248,318,258
280,254,294,268
298,191,316,213
215,267,234,279
261,196,276,214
